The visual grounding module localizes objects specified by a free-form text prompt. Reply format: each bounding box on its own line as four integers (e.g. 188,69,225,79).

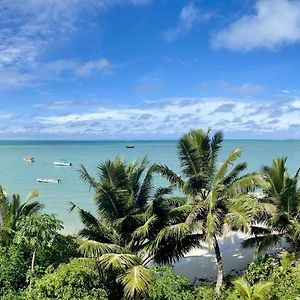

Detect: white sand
173,231,284,284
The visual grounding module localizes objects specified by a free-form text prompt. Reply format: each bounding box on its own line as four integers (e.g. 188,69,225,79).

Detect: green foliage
244,255,277,285
193,285,216,299
0,187,42,245
269,262,300,300
0,244,31,297
25,259,108,300
153,129,264,293
244,158,300,252
241,253,300,300
233,278,273,300
146,265,195,300
72,157,188,298
37,234,79,269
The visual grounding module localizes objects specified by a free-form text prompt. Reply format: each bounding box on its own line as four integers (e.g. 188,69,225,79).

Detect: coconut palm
70,157,198,299
233,278,273,300
0,187,42,245
153,129,264,294
243,157,300,253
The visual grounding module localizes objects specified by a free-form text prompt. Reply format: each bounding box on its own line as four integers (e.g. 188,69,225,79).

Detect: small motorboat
53,160,72,167
37,178,61,184
24,156,34,163
126,145,135,149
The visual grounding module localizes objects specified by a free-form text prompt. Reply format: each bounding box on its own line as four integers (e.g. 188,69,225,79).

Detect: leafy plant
24,259,108,300
146,265,195,300
0,187,42,245
14,214,63,288
0,244,31,297
233,278,272,300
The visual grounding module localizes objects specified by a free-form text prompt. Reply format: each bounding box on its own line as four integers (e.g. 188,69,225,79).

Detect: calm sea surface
0,140,299,233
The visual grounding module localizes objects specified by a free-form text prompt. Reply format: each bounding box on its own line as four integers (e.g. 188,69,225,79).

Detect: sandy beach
174,231,284,284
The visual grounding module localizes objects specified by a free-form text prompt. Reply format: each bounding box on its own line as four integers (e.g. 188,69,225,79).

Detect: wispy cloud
75,58,113,76
0,0,149,90
212,0,300,51
219,82,266,95
164,3,211,42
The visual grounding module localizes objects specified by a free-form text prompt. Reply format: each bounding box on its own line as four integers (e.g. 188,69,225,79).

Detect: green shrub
244,255,278,285
0,244,31,296
146,265,196,300
193,285,216,299
25,259,108,300
269,260,300,300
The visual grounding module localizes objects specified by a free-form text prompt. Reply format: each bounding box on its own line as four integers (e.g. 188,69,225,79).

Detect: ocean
0,140,299,233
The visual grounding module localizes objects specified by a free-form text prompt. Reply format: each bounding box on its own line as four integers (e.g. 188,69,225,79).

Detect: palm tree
233,278,273,300
153,129,264,294
0,187,42,245
70,157,197,299
243,157,300,253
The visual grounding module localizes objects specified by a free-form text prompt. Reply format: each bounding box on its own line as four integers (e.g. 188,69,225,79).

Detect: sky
1,0,300,139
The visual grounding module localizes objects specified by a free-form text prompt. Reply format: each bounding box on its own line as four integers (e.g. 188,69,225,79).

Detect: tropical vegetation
1,128,300,300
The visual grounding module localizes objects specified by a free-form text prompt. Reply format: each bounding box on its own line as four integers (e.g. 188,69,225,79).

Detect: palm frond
79,240,125,258
26,190,39,201
117,265,155,299
226,195,258,232
79,164,99,189
241,233,284,252
98,253,141,271
253,281,273,298
213,148,243,185
152,164,184,188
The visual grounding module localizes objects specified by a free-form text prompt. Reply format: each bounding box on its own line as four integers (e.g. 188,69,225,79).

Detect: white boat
53,160,72,167
24,156,34,163
37,178,61,184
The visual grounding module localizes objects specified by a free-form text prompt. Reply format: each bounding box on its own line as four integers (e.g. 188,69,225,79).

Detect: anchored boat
37,178,61,184
53,160,72,167
126,145,135,149
24,156,34,163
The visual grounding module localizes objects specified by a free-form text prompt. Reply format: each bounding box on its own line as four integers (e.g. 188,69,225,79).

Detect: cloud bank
1,96,300,139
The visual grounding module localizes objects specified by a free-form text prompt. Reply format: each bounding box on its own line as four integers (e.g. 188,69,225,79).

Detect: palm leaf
79,239,125,258
117,265,155,299
98,253,141,271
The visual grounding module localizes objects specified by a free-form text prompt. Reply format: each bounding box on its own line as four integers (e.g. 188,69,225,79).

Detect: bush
269,259,300,300
244,255,278,285
0,244,31,296
193,285,216,299
25,259,108,300
146,265,196,300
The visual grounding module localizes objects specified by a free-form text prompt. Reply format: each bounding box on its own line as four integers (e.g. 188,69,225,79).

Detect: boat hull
53,162,72,167
37,178,60,184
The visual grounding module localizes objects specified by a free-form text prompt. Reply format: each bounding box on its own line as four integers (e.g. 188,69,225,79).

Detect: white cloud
75,59,113,76
212,0,300,51
25,96,300,138
165,3,210,42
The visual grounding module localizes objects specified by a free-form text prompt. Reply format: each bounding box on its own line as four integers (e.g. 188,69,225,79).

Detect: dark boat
126,145,135,149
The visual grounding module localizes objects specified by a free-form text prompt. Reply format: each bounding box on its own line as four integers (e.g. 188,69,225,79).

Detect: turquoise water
0,140,299,233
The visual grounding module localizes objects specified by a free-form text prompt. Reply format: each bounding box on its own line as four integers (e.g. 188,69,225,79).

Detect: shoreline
173,231,284,284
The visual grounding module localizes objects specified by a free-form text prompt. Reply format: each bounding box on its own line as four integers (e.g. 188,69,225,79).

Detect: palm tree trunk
29,249,36,291
213,235,223,295
31,248,36,272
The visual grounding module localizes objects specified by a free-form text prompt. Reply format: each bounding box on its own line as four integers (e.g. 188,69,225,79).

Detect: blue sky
1,0,300,139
